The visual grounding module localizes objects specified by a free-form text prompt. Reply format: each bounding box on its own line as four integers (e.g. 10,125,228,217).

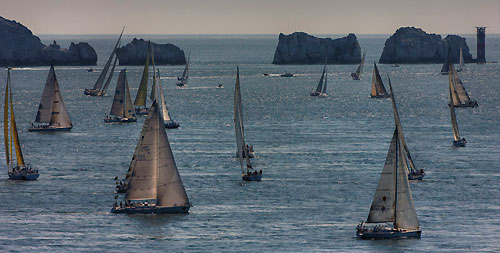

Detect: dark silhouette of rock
117,38,186,65
0,16,97,66
379,27,473,64
272,32,361,64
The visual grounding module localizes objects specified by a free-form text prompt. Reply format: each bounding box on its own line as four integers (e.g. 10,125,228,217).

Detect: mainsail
110,69,136,119
125,101,189,207
450,64,473,106
371,63,389,97
4,69,25,168
354,51,366,78
134,42,151,108
322,70,328,94
233,67,252,174
387,77,418,174
91,27,124,92
315,65,326,94
34,65,72,129
180,52,190,81
99,52,119,96
157,70,171,122
449,68,461,141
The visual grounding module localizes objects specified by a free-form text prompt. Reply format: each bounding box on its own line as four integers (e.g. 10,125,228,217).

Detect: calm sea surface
0,34,499,252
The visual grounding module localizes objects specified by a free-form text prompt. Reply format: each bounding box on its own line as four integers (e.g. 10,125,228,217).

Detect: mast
4,69,11,169
92,27,124,91
134,41,150,107
449,68,461,141
387,77,418,173
234,67,245,173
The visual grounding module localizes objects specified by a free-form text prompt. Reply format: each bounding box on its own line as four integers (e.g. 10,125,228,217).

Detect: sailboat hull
351,73,360,80
104,117,137,123
310,92,320,97
28,126,72,132
453,140,466,147
84,89,103,96
165,121,180,129
8,167,39,180
135,107,149,115
357,228,421,239
110,205,190,214
242,173,262,181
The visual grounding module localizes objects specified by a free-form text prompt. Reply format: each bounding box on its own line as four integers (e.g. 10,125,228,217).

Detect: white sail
322,70,328,94
92,27,124,91
34,65,72,128
395,136,420,230
125,102,159,201
155,101,190,207
158,71,171,122
367,129,397,223
449,70,461,141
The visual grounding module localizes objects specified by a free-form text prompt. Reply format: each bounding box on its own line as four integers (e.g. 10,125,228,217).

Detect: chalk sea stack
272,32,361,64
379,27,473,64
0,16,97,66
117,38,186,65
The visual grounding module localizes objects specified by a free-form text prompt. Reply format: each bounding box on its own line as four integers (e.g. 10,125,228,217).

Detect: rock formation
379,27,473,64
272,32,361,64
117,38,186,65
0,16,97,66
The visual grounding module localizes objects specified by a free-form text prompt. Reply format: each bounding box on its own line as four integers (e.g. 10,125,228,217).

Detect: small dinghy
111,101,191,214
4,68,39,180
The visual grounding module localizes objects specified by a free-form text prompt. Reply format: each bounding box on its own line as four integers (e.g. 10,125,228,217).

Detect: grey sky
2,0,499,35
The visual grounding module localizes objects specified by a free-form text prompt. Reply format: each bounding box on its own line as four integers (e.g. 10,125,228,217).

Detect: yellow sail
4,70,10,167
10,86,24,166
134,42,150,107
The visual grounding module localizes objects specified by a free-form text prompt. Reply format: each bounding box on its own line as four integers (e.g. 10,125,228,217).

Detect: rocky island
379,27,473,64
0,16,97,66
117,38,186,65
272,32,361,64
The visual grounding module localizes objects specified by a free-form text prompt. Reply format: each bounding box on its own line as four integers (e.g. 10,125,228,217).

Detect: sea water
0,34,499,251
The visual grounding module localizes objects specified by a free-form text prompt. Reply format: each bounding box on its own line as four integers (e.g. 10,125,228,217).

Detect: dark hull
104,117,137,123
111,205,190,214
453,140,466,147
116,184,128,193
370,94,390,98
310,92,320,97
357,229,421,239
351,73,360,80
8,167,39,181
408,172,425,181
165,121,180,129
84,89,103,96
242,173,262,181
135,107,149,115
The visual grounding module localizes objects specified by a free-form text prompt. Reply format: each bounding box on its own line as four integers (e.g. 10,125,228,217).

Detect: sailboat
351,50,366,80
4,68,39,180
84,27,124,96
310,63,328,97
176,52,190,87
234,67,261,181
29,65,73,132
134,41,152,115
104,69,137,123
356,127,421,239
448,65,467,147
111,101,191,214
387,77,425,180
457,46,465,72
370,63,390,98
449,64,478,107
157,70,180,129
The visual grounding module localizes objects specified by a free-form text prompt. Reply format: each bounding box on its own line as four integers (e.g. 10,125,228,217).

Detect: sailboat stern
356,223,421,239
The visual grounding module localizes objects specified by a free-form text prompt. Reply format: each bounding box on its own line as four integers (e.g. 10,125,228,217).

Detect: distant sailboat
449,64,478,107
104,69,137,123
157,70,180,129
370,63,390,98
387,77,425,180
310,63,328,97
356,127,421,239
134,41,152,115
29,65,73,132
351,50,366,80
4,68,39,180
234,67,260,181
176,52,190,87
448,65,467,147
111,101,191,214
84,27,124,96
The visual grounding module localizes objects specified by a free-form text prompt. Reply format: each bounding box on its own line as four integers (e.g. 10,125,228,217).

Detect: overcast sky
2,0,499,35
